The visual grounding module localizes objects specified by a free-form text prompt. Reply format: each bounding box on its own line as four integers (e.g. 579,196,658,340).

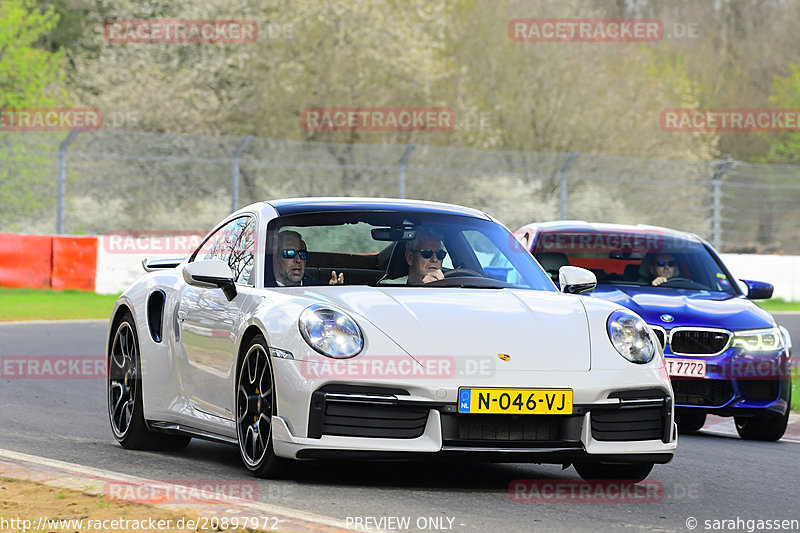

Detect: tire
573,462,654,483
107,312,191,451
735,409,789,442
236,334,289,478
676,409,707,434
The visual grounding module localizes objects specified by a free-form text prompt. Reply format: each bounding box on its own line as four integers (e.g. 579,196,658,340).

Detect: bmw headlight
731,327,785,352
607,310,656,364
299,304,364,358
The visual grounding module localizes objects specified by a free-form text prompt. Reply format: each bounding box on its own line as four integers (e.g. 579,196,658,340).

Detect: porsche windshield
267,211,555,290
531,231,737,295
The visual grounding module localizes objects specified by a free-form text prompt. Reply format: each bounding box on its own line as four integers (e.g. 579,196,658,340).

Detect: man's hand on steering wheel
653,276,692,287
422,269,444,283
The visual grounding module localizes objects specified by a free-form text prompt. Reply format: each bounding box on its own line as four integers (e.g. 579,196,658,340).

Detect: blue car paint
591,283,789,414
592,285,774,332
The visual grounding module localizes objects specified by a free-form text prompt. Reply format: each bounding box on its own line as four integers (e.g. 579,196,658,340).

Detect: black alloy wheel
108,312,190,451
236,334,288,477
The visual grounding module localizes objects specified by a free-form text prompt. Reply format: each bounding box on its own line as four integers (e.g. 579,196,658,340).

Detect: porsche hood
318,288,592,372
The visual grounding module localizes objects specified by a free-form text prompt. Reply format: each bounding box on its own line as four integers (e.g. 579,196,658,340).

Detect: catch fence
1,130,796,253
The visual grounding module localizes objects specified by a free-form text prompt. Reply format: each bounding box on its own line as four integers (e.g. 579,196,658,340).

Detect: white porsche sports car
106,198,676,481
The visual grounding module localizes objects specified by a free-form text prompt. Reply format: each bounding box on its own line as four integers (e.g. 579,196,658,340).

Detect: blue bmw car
515,222,792,441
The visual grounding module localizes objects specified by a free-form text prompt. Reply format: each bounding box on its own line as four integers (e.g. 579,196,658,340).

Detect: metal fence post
231,135,253,213
56,130,80,234
397,143,416,199
710,154,731,250
558,152,579,220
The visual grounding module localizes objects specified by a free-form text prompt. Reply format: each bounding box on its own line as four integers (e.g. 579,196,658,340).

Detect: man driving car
649,253,679,287
404,229,447,284
379,227,447,285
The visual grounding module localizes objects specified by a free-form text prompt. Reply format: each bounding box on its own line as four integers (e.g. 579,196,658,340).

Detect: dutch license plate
666,358,706,378
458,387,573,414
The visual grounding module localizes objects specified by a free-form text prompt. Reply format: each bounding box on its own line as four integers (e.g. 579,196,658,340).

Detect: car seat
623,264,641,281
378,241,410,282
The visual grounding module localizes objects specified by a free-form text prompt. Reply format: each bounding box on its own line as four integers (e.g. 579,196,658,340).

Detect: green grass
752,298,800,410
0,288,119,321
755,298,800,311
794,379,800,412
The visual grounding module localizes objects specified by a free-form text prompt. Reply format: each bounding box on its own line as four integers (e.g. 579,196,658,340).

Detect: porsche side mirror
740,279,774,300
559,266,597,295
183,259,238,301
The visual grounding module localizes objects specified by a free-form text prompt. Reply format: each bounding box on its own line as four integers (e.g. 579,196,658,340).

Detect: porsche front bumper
271,388,677,464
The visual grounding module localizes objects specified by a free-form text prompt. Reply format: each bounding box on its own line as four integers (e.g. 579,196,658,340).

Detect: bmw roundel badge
660,314,675,323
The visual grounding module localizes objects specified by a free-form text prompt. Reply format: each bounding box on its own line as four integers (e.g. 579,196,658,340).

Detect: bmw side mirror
559,266,596,295
740,279,774,300
183,259,238,301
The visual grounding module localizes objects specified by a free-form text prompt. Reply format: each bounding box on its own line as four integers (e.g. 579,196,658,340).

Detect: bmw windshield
531,231,739,296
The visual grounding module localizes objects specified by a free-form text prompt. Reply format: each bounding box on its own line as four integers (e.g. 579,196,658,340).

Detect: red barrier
51,236,98,290
0,233,53,288
0,233,99,290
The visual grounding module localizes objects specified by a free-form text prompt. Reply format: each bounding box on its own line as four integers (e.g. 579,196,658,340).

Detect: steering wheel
444,268,483,278
659,276,691,284
658,277,704,289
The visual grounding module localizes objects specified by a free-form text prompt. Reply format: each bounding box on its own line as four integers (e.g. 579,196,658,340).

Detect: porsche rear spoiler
142,257,184,272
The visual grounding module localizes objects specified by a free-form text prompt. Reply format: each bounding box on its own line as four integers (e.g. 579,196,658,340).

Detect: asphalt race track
1,317,799,533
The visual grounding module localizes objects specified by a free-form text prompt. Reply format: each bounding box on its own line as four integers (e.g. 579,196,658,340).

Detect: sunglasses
413,248,447,260
656,260,676,267
281,249,307,260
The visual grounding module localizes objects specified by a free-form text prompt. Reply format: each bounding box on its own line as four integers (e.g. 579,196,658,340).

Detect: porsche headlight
607,310,655,364
731,327,785,352
299,305,363,358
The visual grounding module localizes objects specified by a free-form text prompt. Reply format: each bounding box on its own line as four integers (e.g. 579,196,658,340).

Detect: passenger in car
274,230,343,286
